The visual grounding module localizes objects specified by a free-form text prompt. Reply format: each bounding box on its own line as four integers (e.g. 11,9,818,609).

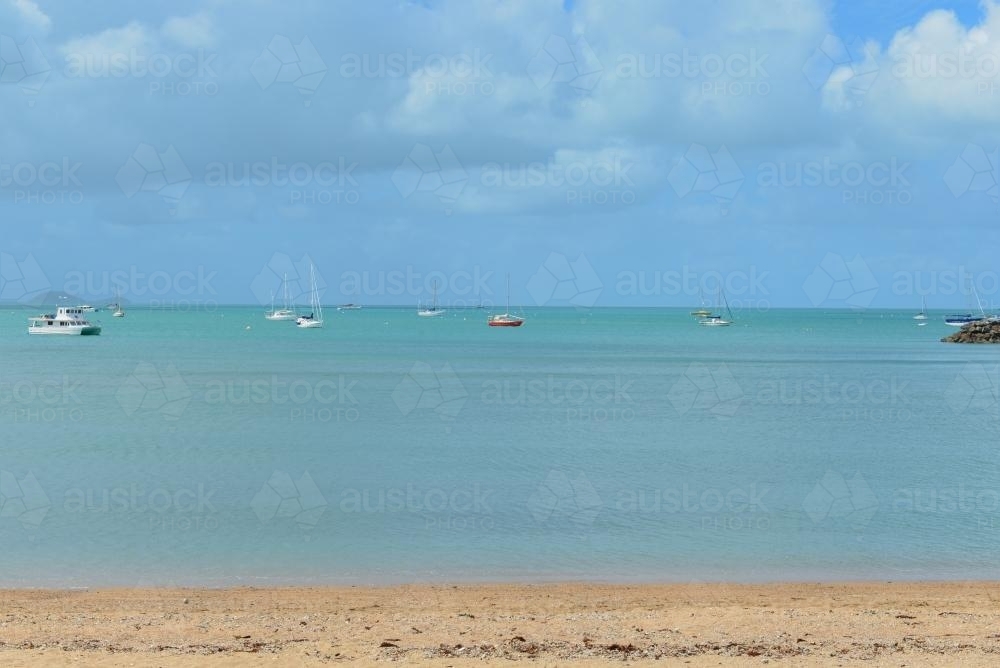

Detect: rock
941,320,1000,344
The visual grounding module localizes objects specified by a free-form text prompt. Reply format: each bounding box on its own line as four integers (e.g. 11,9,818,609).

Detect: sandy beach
1,582,999,666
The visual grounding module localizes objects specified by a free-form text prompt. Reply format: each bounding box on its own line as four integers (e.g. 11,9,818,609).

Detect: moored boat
488,274,524,327
28,307,102,335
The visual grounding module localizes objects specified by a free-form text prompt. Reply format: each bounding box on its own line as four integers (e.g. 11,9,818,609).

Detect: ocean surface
1,306,999,587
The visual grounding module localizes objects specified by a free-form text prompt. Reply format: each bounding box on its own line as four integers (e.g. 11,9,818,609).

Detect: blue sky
1,0,999,309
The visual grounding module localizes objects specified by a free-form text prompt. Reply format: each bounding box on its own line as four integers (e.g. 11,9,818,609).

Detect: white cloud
8,0,51,31
162,13,215,49
60,22,152,61
831,2,1000,134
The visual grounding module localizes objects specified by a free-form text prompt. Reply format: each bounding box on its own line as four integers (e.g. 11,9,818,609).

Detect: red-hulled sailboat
488,274,524,327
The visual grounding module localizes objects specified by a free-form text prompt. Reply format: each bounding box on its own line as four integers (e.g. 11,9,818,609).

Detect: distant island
942,320,1000,343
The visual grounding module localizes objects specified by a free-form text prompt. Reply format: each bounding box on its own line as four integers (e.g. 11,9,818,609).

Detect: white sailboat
266,273,297,320
699,286,734,327
913,296,928,321
296,265,323,328
417,280,446,317
487,274,525,327
112,288,125,318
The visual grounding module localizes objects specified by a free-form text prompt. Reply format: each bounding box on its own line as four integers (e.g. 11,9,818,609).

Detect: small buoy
245,325,251,330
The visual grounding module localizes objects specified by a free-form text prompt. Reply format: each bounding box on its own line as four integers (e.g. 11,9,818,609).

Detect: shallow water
1,306,998,586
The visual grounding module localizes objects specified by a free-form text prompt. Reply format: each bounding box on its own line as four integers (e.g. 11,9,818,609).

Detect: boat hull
29,325,102,335
417,310,446,317
265,311,297,321
488,320,523,327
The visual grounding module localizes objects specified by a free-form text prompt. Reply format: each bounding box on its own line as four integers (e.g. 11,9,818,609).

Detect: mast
505,273,510,313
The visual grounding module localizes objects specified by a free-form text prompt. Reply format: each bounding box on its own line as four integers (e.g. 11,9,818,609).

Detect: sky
0,0,999,310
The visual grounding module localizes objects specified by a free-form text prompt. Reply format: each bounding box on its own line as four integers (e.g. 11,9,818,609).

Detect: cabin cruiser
28,307,102,335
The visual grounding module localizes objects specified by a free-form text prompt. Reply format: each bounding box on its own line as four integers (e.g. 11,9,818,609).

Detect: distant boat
699,286,733,327
945,284,991,327
488,274,524,327
944,313,983,327
417,280,446,317
296,265,323,328
690,287,712,317
112,288,125,318
338,283,363,310
265,273,297,321
913,297,928,321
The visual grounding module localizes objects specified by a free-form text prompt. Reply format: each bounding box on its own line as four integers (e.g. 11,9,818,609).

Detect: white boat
296,264,323,328
29,306,102,335
913,297,928,321
337,304,362,311
265,273,297,321
488,274,525,327
111,288,125,317
699,286,734,327
417,280,446,317
78,304,96,313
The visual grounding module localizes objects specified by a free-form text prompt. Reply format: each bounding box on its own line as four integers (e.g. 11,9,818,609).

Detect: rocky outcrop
941,320,1000,343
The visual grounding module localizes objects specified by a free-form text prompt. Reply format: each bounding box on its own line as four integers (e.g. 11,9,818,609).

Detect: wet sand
2,582,999,666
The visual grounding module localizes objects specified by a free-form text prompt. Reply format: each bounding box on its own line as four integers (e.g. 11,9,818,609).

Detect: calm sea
1,306,998,586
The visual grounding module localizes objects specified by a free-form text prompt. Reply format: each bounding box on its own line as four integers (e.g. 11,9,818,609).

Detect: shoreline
2,581,999,666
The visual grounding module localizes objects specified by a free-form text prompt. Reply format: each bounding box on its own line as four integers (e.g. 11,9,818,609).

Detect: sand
1,582,999,666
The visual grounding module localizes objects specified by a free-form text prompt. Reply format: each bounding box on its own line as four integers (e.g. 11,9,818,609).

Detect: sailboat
690,287,712,317
417,280,446,317
699,286,734,327
112,288,125,318
296,265,323,328
945,283,991,327
913,297,928,321
266,273,297,320
488,274,524,327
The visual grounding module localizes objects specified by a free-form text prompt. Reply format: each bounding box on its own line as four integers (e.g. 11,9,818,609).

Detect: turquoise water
1,306,998,586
